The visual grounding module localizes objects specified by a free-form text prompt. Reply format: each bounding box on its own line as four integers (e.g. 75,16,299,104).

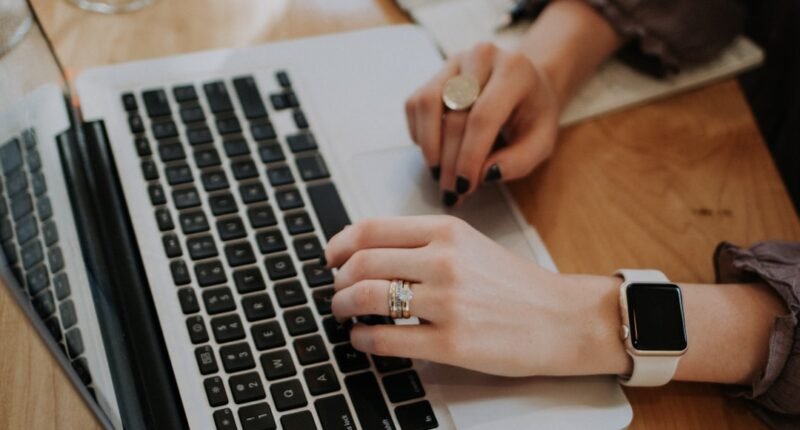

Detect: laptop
0,3,632,429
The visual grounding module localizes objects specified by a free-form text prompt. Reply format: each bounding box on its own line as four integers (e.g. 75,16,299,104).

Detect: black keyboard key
252,321,286,351
173,85,198,103
71,357,92,385
204,81,234,114
214,408,236,430
269,93,290,111
32,290,56,318
217,217,246,241
26,264,49,296
142,89,171,117
225,241,256,267
158,142,185,162
129,114,145,134
186,315,209,344
304,263,333,288
284,307,317,336
209,192,238,215
196,345,219,375
211,314,245,343
251,122,276,141
15,215,37,244
224,138,250,157
233,267,266,293
281,411,316,430
271,379,308,412
195,260,227,287
0,220,11,242
48,246,64,272
180,106,205,123
276,188,303,210
171,259,191,285
202,169,230,191
204,376,228,406
220,342,256,373
21,240,43,269
173,187,201,209
307,183,351,240
274,280,307,308
293,110,309,129
52,272,69,300
166,164,193,185
296,154,330,182
285,212,313,235
261,349,296,380
122,93,138,111
26,149,41,172
294,236,322,260
233,76,269,120
265,254,296,280
202,287,236,314
242,293,275,322
258,143,284,164
11,192,33,220
232,158,259,180
229,371,266,404
65,329,85,358
178,287,200,314
294,335,328,365
239,403,277,430
304,364,341,396
179,210,209,234
383,370,425,403
152,120,178,140
216,117,242,135
37,196,52,221
240,182,267,203
187,126,214,146
187,234,217,260
322,317,350,344
148,184,167,205
21,129,36,148
255,230,286,254
134,137,152,156
313,288,334,315
276,71,291,88
31,172,46,196
141,160,159,180
334,344,369,373
195,147,221,168
373,356,412,373
315,395,355,430
247,204,277,228
6,170,27,195
395,401,438,430
357,315,394,325
345,372,395,430
42,220,58,246
162,234,183,257
286,133,317,153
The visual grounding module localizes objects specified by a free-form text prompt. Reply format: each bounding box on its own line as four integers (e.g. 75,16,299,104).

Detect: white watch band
616,269,683,387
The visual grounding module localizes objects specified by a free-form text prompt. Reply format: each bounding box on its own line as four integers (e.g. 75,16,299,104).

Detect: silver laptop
0,3,631,429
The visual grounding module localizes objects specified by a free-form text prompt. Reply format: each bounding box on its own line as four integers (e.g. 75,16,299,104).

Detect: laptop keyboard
0,129,94,390
123,72,438,430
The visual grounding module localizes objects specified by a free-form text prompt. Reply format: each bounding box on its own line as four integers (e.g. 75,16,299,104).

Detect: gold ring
442,75,480,111
388,279,414,319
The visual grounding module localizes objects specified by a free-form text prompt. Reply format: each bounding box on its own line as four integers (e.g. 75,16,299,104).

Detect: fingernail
442,190,458,207
484,164,502,183
456,176,470,194
430,165,441,182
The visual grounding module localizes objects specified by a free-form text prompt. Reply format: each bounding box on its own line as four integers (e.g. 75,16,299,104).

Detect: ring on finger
388,279,415,319
442,75,481,111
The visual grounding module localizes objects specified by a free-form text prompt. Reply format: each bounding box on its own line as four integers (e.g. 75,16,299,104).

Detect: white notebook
396,0,764,125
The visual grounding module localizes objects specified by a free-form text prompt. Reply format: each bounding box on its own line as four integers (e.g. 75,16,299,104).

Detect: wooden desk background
1,0,797,428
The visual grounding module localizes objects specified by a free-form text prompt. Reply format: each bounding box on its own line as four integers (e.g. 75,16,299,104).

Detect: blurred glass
0,0,32,58
69,0,152,14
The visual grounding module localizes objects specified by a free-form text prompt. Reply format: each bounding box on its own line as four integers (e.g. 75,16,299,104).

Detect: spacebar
344,372,396,430
307,182,351,241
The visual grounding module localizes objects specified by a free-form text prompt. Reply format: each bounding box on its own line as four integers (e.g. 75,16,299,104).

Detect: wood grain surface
1,0,796,428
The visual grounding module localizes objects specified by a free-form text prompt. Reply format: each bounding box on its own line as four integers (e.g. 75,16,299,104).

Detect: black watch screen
626,283,687,351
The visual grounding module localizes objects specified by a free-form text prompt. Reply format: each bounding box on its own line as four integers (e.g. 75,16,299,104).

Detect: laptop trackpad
349,146,541,263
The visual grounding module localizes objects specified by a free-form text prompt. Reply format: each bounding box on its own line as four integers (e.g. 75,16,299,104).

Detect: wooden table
2,0,797,428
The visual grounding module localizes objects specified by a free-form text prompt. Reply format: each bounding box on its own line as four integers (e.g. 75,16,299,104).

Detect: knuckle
418,91,440,114
503,51,529,70
471,42,497,60
466,107,489,131
352,283,375,310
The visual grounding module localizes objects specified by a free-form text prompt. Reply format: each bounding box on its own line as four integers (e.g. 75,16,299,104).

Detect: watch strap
615,269,669,284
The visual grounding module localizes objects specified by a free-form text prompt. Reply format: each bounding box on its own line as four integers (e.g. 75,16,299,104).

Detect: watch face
626,283,687,351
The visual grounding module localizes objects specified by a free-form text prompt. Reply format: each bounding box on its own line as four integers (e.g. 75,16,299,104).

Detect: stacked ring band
389,280,414,319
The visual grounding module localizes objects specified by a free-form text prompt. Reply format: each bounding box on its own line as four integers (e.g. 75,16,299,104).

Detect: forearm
516,0,623,112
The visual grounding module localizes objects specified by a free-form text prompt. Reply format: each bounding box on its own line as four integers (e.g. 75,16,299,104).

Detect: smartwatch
616,269,687,387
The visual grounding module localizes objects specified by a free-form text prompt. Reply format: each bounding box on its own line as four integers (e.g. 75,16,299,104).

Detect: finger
456,55,530,194
415,58,461,172
439,110,467,206
481,123,556,182
334,248,431,291
332,280,435,321
326,216,444,268
350,324,439,360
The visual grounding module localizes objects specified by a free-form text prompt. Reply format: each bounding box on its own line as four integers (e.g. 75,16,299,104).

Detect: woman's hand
405,43,560,206
325,216,629,377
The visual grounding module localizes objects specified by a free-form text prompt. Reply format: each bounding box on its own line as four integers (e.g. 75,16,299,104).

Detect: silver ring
388,279,414,319
442,75,480,111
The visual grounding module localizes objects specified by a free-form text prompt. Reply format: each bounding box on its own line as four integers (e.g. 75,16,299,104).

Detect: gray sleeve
714,241,800,429
583,0,747,74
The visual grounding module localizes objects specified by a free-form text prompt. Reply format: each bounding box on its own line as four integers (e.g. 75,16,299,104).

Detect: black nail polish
430,165,441,182
484,164,502,182
442,191,458,207
456,176,470,194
